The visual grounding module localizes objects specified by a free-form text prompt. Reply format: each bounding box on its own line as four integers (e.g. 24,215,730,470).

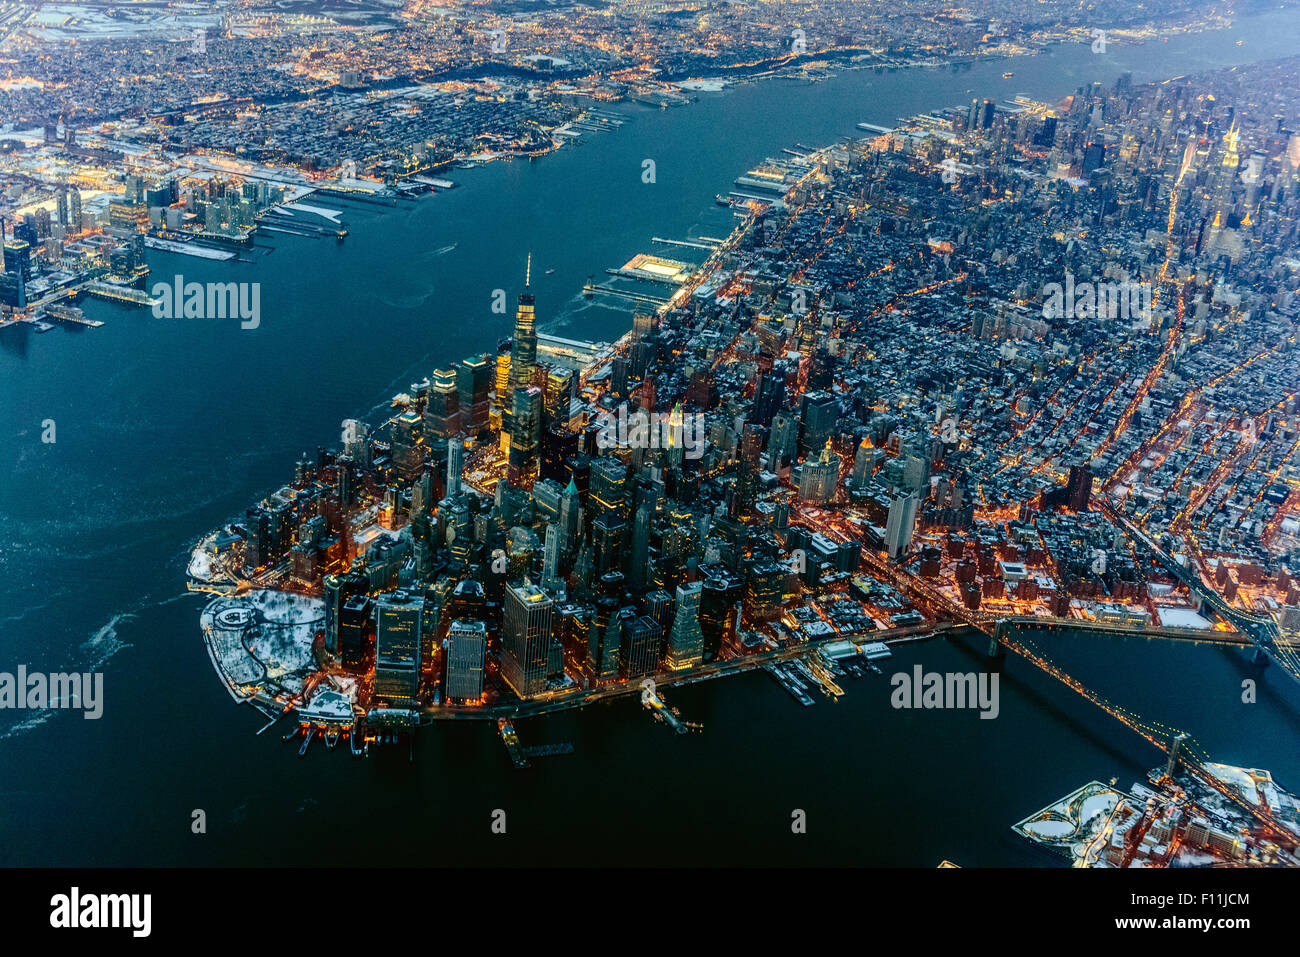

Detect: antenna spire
525,252,531,288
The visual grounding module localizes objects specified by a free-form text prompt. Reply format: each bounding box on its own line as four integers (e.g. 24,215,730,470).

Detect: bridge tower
1164,732,1188,780
988,620,1007,659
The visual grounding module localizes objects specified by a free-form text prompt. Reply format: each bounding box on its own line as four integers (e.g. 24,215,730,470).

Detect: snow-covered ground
200,590,324,700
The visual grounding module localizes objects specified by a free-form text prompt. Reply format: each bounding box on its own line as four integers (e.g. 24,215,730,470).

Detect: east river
4,11,1300,865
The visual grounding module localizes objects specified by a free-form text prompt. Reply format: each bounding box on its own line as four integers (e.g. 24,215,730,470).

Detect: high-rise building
769,411,798,464
446,437,464,499
625,500,653,591
68,187,83,233
424,367,461,463
587,598,628,683
699,576,738,661
621,615,662,678
374,591,423,703
851,439,875,489
501,579,554,698
339,594,371,667
588,456,628,527
736,423,765,519
798,441,840,504
541,523,565,595
885,492,918,560
665,581,703,670
742,561,784,625
508,256,537,397
323,571,368,658
508,386,541,487
798,392,837,458
544,367,575,426
491,343,511,433
391,410,424,481
457,355,492,435
1066,463,1093,512
444,619,486,703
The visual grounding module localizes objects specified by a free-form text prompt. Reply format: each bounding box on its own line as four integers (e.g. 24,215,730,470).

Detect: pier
84,283,157,307
498,718,530,768
640,682,702,734
43,305,103,328
650,236,718,251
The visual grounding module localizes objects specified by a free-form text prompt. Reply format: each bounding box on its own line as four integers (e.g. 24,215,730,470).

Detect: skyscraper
508,255,537,397
588,456,628,527
424,367,462,463
391,410,424,481
446,437,464,499
798,441,840,504
323,571,368,658
508,386,541,487
799,392,837,458
457,355,492,436
621,615,662,678
444,619,486,703
69,186,83,233
736,423,765,519
665,581,703,670
885,492,918,560
374,591,423,704
501,579,554,698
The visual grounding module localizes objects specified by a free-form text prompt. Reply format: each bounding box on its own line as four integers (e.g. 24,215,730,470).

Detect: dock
498,718,530,769
43,305,103,328
804,652,844,700
651,236,718,251
640,682,702,734
764,662,816,706
84,282,157,308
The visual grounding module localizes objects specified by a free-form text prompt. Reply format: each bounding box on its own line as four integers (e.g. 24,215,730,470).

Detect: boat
298,727,315,757
545,268,555,275
715,194,732,206
1002,72,1014,78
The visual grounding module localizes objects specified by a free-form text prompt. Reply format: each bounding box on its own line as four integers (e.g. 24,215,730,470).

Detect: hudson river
4,11,1300,865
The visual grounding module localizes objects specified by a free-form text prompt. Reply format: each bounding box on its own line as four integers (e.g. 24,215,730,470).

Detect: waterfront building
501,579,554,698
445,619,487,703
374,591,423,704
665,581,704,670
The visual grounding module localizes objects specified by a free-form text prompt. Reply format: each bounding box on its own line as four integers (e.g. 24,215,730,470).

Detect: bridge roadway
1100,502,1292,678
798,515,1300,851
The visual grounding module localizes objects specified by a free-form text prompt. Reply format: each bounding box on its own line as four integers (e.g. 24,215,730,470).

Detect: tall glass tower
508,255,538,397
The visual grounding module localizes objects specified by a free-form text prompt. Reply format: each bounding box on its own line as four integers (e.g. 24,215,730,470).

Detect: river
3,9,1300,865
